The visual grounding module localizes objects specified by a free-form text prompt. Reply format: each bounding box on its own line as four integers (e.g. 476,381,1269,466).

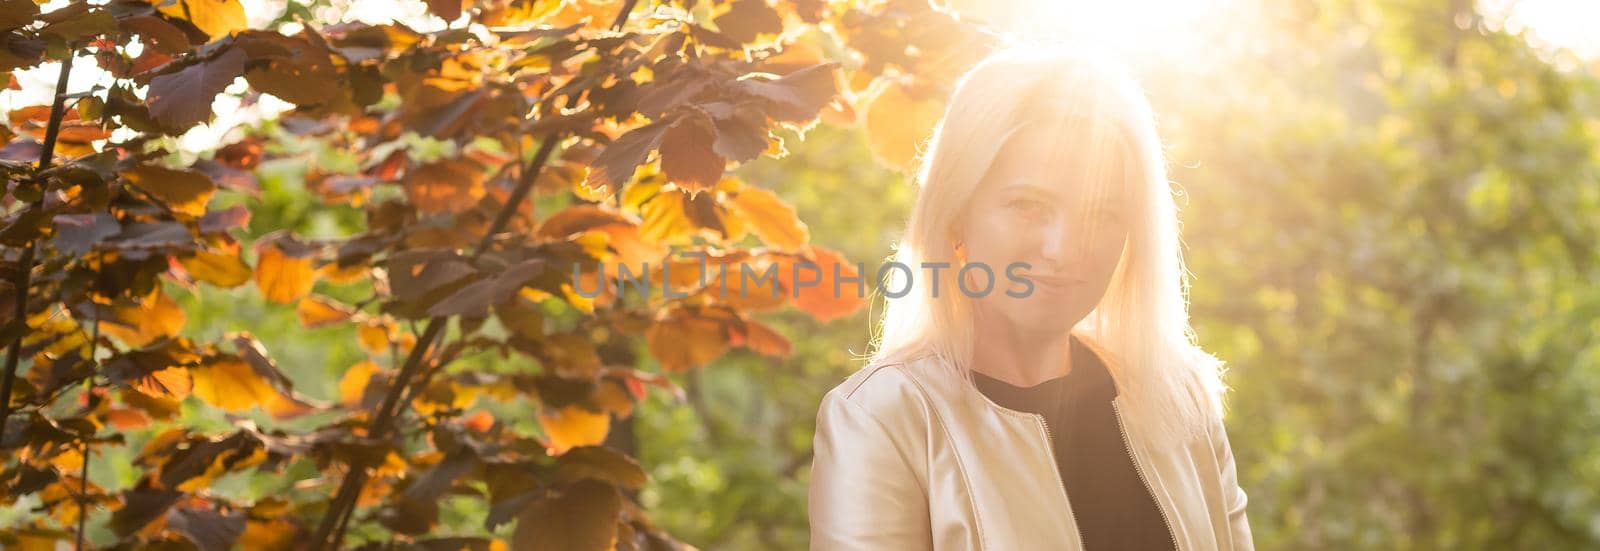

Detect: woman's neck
970,316,1074,388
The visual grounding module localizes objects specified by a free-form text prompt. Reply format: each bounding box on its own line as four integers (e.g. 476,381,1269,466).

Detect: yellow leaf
255,243,316,304
339,360,379,407
726,186,810,252
865,81,945,171
538,404,610,455
155,0,248,39
357,318,393,354
190,357,278,412
181,249,252,288
637,188,696,245
133,367,194,399
296,295,355,328
99,287,186,347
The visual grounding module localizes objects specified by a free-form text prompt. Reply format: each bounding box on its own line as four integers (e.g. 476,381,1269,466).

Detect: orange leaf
405,158,487,215
731,319,792,357
254,241,316,304
775,246,867,322
296,295,355,328
645,307,732,372
464,409,494,432
726,186,809,252
339,360,379,407
180,249,252,288
864,81,944,170
104,407,152,429
189,357,279,413
538,404,610,455
591,379,634,419
99,287,186,348
357,319,391,354
133,367,194,399
239,518,297,551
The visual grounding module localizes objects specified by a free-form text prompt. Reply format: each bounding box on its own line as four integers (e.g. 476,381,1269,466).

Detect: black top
971,334,1177,551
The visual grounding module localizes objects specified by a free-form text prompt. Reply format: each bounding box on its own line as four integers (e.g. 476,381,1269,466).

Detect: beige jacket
808,337,1254,550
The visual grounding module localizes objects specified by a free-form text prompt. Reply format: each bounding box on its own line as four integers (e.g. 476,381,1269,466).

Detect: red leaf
658,115,724,193
425,0,466,22
585,122,668,194
738,62,839,123
147,46,247,130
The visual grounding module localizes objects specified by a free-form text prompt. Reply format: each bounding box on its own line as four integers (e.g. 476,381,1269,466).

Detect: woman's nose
1039,216,1074,266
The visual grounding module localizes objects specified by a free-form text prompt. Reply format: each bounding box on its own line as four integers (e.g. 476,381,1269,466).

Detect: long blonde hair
869,48,1227,445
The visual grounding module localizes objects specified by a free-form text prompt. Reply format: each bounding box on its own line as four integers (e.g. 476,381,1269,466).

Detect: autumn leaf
537,404,609,455
154,0,249,40
714,0,783,44
584,122,668,194
51,213,120,255
296,295,356,328
254,237,317,304
338,360,380,407
180,249,252,288
405,158,488,215
534,205,632,240
658,114,725,193
645,307,732,372
726,186,809,252
775,246,867,322
512,478,621,551
864,80,944,170
424,0,466,22
737,62,841,123
236,30,341,106
120,15,193,55
730,318,792,357
100,287,186,348
189,357,279,413
133,368,194,400
121,164,217,218
146,46,247,130
555,446,647,490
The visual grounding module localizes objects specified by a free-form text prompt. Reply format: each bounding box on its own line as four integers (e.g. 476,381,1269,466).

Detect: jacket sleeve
1211,412,1255,551
809,387,933,550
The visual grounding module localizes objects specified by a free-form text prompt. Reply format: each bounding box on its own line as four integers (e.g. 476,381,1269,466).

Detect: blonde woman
808,49,1254,550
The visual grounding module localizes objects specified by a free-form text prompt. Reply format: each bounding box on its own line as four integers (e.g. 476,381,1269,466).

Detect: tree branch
0,52,77,443
311,133,562,551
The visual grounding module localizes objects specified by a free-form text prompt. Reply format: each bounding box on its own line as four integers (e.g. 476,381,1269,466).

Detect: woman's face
957,124,1131,339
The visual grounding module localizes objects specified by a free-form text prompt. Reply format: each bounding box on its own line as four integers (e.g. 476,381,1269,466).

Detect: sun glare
946,0,1231,58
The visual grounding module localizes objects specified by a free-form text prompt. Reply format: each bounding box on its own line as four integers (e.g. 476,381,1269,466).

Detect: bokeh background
4,0,1599,549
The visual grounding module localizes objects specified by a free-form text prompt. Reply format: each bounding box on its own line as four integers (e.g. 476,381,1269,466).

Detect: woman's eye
1007,198,1049,215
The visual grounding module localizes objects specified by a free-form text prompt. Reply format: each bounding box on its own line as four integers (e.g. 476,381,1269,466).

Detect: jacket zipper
1112,401,1181,551
1035,413,1088,550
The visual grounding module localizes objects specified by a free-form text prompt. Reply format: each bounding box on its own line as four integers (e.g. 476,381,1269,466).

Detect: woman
808,49,1253,550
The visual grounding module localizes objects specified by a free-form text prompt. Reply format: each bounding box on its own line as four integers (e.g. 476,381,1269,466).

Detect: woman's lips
1027,274,1082,292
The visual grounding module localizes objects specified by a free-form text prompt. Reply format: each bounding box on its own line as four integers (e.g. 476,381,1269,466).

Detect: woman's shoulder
821,356,951,425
